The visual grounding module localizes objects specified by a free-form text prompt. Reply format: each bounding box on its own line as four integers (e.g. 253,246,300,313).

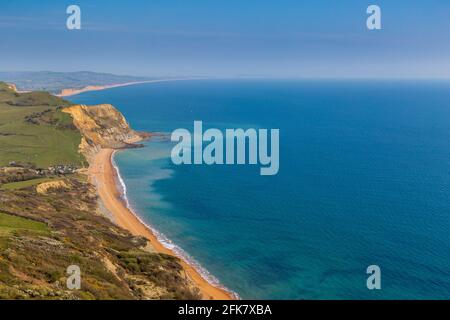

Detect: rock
62,104,148,161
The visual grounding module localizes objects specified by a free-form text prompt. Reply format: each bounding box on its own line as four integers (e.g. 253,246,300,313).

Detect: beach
88,147,234,300
57,82,151,97
57,78,203,97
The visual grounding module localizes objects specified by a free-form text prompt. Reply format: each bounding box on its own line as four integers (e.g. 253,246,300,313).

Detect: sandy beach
57,82,151,97
88,148,234,300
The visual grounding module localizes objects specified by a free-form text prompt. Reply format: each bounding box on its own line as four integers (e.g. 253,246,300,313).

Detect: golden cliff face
62,104,144,159
6,83,18,92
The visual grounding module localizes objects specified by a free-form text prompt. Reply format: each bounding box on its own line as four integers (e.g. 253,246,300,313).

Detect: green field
0,82,86,168
0,212,50,237
0,177,53,191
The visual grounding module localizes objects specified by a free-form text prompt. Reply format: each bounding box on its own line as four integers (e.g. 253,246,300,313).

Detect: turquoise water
72,80,450,299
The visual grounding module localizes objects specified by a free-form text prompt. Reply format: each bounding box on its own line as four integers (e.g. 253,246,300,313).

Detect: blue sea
72,79,450,299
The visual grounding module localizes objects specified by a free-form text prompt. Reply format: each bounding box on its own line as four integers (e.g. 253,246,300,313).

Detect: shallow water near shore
72,79,450,299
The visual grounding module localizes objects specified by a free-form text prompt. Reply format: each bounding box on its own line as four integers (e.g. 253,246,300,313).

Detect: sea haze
72,79,450,299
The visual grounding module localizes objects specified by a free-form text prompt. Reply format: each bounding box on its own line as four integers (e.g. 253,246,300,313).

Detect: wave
111,150,240,299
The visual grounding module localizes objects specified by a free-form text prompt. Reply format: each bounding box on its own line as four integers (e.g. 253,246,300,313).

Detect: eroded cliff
62,104,147,160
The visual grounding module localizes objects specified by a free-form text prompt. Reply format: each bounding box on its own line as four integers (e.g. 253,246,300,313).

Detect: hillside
63,104,148,160
0,175,200,299
0,82,85,168
0,84,200,299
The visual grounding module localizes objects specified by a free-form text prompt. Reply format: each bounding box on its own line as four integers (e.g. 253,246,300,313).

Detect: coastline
88,147,235,300
57,78,204,97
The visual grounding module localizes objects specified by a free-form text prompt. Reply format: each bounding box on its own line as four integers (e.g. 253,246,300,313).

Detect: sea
72,79,450,299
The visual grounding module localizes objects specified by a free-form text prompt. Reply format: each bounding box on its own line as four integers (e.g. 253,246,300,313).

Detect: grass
0,82,86,168
0,212,50,237
0,177,53,191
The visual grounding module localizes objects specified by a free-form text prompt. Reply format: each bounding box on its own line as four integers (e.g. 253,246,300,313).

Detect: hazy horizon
1,0,449,78
3,71,450,81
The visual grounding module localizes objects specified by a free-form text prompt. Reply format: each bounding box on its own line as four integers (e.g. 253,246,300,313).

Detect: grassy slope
0,82,200,300
0,211,50,238
0,177,200,299
0,177,53,191
0,82,86,167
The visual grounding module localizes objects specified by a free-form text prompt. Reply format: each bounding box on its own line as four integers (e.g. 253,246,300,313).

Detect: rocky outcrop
62,104,148,160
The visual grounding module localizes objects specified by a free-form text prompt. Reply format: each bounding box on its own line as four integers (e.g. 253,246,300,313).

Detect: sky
0,0,449,78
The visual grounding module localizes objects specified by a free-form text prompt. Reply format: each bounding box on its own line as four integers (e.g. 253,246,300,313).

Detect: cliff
62,104,148,160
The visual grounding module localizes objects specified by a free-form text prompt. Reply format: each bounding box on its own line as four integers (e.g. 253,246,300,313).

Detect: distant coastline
57,81,151,97
57,78,203,97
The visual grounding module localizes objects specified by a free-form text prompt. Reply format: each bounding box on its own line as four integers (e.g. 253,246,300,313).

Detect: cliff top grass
0,211,50,238
0,177,53,191
0,82,86,168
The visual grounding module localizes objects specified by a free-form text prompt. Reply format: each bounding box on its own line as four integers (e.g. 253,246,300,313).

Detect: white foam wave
111,150,240,299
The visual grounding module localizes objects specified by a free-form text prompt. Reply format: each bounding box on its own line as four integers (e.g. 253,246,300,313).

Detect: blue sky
0,0,449,78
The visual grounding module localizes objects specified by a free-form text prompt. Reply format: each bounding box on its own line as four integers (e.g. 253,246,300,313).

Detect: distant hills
0,71,154,94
